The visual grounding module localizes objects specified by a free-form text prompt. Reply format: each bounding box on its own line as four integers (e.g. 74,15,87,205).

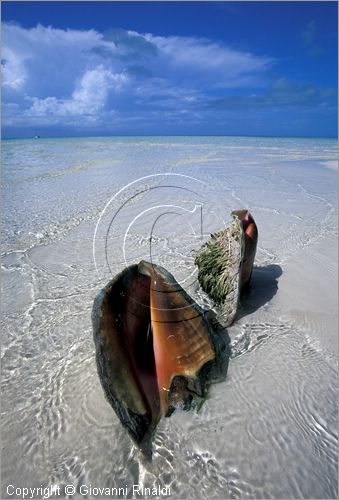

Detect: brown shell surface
138,261,215,413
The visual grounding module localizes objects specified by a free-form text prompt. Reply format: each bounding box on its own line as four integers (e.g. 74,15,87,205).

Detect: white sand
1,136,338,499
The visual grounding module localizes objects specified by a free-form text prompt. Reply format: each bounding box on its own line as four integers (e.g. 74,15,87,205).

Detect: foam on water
1,136,338,498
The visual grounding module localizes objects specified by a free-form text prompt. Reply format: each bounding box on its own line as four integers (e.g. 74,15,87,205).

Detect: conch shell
194,210,258,327
92,261,226,453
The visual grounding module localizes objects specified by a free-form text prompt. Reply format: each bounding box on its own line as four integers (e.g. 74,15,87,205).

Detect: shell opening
119,271,161,417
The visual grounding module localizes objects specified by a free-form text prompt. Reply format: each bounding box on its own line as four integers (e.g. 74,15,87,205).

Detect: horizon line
2,133,338,141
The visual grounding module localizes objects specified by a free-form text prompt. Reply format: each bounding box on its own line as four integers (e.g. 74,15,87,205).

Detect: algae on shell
194,210,257,327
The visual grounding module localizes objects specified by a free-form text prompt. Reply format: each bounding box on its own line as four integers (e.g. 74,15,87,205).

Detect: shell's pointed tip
136,437,153,461
137,259,154,277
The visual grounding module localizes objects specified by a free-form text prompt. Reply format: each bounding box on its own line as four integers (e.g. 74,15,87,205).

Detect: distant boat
34,135,40,139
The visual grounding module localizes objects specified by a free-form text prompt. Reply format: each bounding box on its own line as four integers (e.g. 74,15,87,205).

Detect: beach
1,136,338,499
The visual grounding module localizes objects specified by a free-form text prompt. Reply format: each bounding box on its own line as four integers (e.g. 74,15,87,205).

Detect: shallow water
1,136,338,498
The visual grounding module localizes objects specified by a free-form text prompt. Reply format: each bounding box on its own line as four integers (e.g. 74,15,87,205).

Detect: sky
2,1,338,138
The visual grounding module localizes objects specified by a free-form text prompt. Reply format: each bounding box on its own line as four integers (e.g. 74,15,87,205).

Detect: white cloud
142,32,272,87
27,66,129,119
2,47,27,89
2,22,274,131
2,23,119,98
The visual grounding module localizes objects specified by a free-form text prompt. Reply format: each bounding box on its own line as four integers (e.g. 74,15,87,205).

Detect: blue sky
2,1,338,138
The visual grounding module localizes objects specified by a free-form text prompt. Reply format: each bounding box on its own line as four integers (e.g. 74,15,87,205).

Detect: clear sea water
1,136,338,498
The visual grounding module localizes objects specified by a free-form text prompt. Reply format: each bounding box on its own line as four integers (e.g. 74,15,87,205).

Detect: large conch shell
92,261,226,454
194,210,258,327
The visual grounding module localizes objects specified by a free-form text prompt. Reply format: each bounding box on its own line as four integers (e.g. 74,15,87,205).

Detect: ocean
1,136,338,498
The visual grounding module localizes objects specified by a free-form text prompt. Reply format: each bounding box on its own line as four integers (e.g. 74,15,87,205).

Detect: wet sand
1,136,338,498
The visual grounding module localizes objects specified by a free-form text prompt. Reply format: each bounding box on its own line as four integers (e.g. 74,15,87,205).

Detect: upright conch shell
92,261,226,455
194,210,258,327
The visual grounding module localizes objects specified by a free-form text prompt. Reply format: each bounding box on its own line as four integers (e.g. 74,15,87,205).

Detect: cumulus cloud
2,22,335,136
2,48,27,89
2,22,275,132
28,66,128,119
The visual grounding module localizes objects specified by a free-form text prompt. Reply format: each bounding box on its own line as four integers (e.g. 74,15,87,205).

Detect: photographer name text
7,483,171,498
